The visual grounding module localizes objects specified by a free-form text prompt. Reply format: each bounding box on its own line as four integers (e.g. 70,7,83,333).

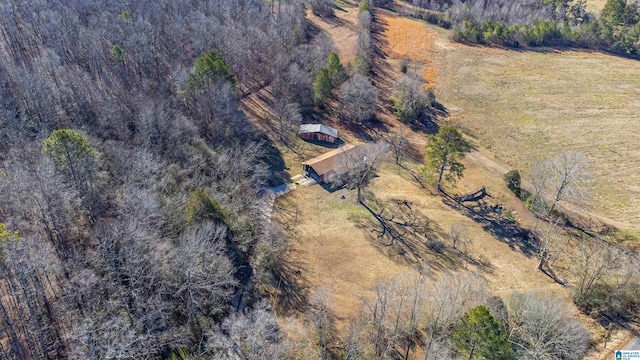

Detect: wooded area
0,0,638,358
408,0,640,57
0,0,329,357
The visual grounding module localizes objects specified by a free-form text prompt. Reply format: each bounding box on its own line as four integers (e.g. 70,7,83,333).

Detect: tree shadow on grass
440,191,539,258
269,256,309,315
256,246,310,316
305,20,322,42
350,194,493,275
341,121,378,142
395,138,425,165
260,135,292,187
412,116,441,135
369,11,396,94
370,9,391,64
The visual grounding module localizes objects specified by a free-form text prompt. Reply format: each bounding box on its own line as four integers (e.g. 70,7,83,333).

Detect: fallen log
458,186,491,202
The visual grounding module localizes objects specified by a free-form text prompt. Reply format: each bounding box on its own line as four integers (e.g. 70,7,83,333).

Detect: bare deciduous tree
528,160,552,216
356,10,373,60
536,215,563,270
448,223,469,251
253,223,291,287
392,72,434,124
308,0,335,17
168,222,238,324
546,150,591,213
573,239,623,298
307,288,336,360
387,126,409,167
422,272,486,360
0,0,324,357
506,291,589,360
339,73,378,124
210,300,289,359
273,99,303,142
530,150,591,216
359,270,487,360
361,275,405,358
340,319,368,360
401,271,427,360
326,142,389,202
528,151,592,272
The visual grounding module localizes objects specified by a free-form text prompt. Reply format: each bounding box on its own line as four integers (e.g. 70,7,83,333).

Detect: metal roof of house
301,144,356,177
298,124,338,139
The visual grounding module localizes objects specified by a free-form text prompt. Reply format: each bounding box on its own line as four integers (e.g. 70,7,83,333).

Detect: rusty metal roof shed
298,124,338,139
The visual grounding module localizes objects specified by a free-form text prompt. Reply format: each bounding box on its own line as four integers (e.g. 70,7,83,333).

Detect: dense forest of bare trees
408,0,640,57
0,0,337,358
1,0,638,358
406,0,571,23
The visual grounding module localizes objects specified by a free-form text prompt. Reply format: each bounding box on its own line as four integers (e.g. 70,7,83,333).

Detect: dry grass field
436,46,640,230
273,158,565,314
375,9,640,231
586,0,608,14
274,185,406,320
306,1,360,64
378,12,441,86
267,3,638,358
273,157,629,358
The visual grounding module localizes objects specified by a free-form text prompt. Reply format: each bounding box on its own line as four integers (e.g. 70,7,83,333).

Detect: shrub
424,87,436,106
386,247,396,258
359,0,371,13
573,281,640,323
392,73,433,123
417,10,452,29
308,0,334,17
427,238,446,253
504,210,515,222
352,55,370,75
399,56,409,73
339,73,377,124
504,169,521,197
110,45,126,63
185,189,225,225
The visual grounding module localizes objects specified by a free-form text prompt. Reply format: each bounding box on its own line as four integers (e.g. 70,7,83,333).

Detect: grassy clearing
274,184,406,321
265,4,638,358
378,12,440,86
586,0,608,14
274,150,570,313
374,8,640,231
372,14,638,357
306,4,360,64
369,163,561,295
436,45,640,229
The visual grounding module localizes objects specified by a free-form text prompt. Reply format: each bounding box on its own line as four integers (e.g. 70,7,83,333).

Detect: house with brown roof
301,144,355,182
298,124,338,143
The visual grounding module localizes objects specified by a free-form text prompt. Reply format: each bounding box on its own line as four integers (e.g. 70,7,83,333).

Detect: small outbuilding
298,124,338,143
302,144,355,183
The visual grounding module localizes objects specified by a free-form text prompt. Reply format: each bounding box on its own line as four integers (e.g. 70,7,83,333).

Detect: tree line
504,151,640,327
407,0,640,58
296,270,588,359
